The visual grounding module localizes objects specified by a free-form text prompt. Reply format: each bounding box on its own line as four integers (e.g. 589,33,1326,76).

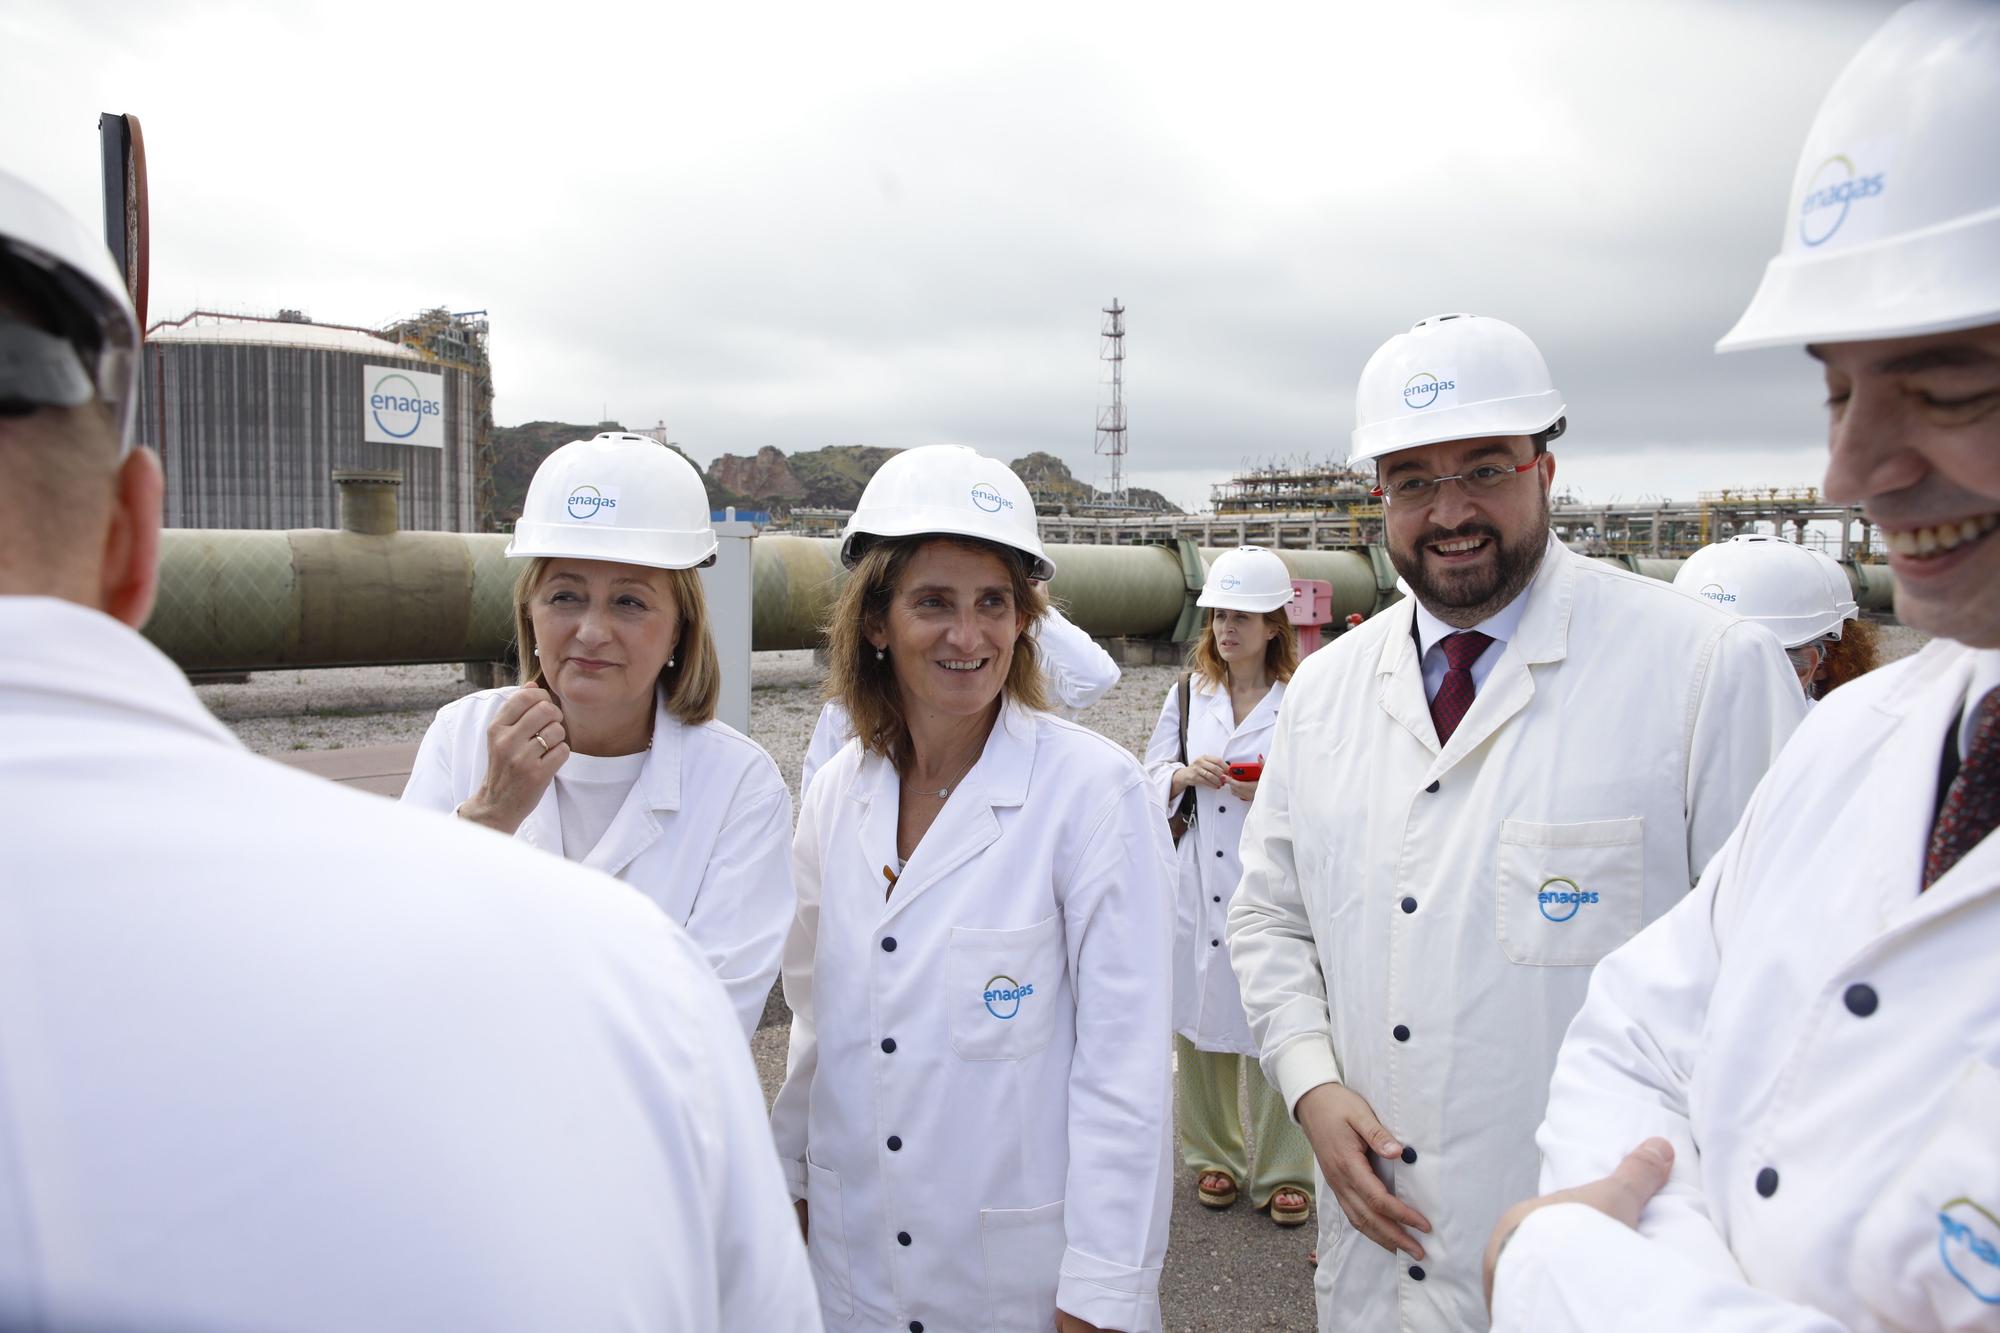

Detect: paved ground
748,1026,1320,1333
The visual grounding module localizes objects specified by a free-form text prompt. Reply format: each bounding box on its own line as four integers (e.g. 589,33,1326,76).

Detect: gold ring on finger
533,733,549,755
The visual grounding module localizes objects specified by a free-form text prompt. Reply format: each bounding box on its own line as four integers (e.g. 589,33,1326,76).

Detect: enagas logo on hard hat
1799,155,1886,247
566,485,618,520
983,974,1034,1020
969,483,1014,514
1938,1197,2000,1304
1219,575,1242,590
1403,371,1455,410
1537,876,1599,923
368,372,442,439
1698,582,1738,606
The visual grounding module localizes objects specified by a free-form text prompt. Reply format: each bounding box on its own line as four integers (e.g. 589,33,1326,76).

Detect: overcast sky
4,0,1898,511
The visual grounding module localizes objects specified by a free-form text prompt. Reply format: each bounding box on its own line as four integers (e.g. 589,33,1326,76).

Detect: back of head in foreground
0,167,817,1332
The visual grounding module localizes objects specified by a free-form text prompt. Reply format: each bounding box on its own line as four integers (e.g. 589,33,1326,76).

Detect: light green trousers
1174,1034,1315,1206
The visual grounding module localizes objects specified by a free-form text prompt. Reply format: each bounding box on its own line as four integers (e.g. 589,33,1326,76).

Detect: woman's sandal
1196,1170,1239,1209
1264,1185,1312,1227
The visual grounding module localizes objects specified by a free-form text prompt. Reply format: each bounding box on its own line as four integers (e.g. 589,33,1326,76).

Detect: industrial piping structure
142,475,1896,675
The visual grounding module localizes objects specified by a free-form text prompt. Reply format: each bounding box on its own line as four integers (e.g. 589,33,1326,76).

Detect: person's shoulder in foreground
0,602,820,1332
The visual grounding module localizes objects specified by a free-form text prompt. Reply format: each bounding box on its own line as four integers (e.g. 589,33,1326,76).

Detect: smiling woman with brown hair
401,431,794,1041
820,530,1049,768
772,445,1176,1333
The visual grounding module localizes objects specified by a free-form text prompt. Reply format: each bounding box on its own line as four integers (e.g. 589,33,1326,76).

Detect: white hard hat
1718,0,2000,352
506,432,717,570
841,444,1056,581
1198,546,1294,613
1673,535,1851,648
1349,314,1566,466
0,168,141,450
1803,547,1861,630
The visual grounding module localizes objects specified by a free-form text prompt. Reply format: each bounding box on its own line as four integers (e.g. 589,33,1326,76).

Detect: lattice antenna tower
1094,298,1127,503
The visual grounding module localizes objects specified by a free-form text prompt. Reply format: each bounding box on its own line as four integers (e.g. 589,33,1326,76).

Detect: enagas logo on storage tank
1537,876,1600,923
970,482,1014,514
983,974,1034,1020
566,485,618,520
1938,1197,2000,1305
1798,153,1886,248
363,364,446,449
1402,369,1458,411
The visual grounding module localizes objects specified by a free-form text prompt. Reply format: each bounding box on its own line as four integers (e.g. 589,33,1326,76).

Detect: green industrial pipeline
142,485,1893,673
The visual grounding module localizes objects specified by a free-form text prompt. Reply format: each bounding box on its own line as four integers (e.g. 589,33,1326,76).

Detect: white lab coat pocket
1851,1059,2000,1329
980,1199,1065,1332
1495,817,1645,967
949,913,1066,1061
804,1157,856,1324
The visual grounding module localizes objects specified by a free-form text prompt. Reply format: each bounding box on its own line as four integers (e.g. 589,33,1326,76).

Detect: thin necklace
911,746,980,800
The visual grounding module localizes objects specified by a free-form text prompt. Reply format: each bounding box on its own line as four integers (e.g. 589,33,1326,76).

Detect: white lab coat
1496,639,2000,1332
1142,674,1285,1054
1226,536,1806,1333
403,686,794,1039
771,700,1175,1332
799,606,1120,798
0,596,819,1333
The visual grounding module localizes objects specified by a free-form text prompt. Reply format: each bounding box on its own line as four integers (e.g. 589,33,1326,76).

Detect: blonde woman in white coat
1144,547,1314,1230
772,446,1175,1333
403,433,793,1041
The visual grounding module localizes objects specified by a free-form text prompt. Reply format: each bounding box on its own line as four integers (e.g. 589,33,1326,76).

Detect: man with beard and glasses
1226,312,1805,1333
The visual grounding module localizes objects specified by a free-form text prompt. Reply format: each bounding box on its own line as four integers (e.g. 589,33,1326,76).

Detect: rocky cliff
707,445,805,505
486,428,1181,527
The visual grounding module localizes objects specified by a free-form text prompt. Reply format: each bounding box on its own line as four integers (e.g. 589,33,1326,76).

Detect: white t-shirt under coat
554,748,648,864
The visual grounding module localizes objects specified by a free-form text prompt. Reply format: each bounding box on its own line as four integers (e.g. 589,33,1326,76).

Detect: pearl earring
531,647,540,658
875,648,885,661
668,656,676,668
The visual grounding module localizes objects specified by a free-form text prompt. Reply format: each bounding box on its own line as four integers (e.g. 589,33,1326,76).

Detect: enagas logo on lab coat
1938,1197,2000,1305
983,974,1035,1020
1537,876,1600,923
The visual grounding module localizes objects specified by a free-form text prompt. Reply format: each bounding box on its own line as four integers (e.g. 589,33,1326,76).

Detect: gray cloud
3,0,1898,510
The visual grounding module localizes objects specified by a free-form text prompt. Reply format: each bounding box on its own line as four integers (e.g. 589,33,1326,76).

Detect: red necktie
1429,630,1494,746
1925,685,2000,890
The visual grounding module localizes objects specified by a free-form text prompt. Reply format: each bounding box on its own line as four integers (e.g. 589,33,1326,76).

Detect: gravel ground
1868,619,1926,664
199,651,1189,803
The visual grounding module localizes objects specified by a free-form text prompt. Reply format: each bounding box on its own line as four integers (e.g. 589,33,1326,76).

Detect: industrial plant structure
1212,458,1379,516
138,308,493,532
